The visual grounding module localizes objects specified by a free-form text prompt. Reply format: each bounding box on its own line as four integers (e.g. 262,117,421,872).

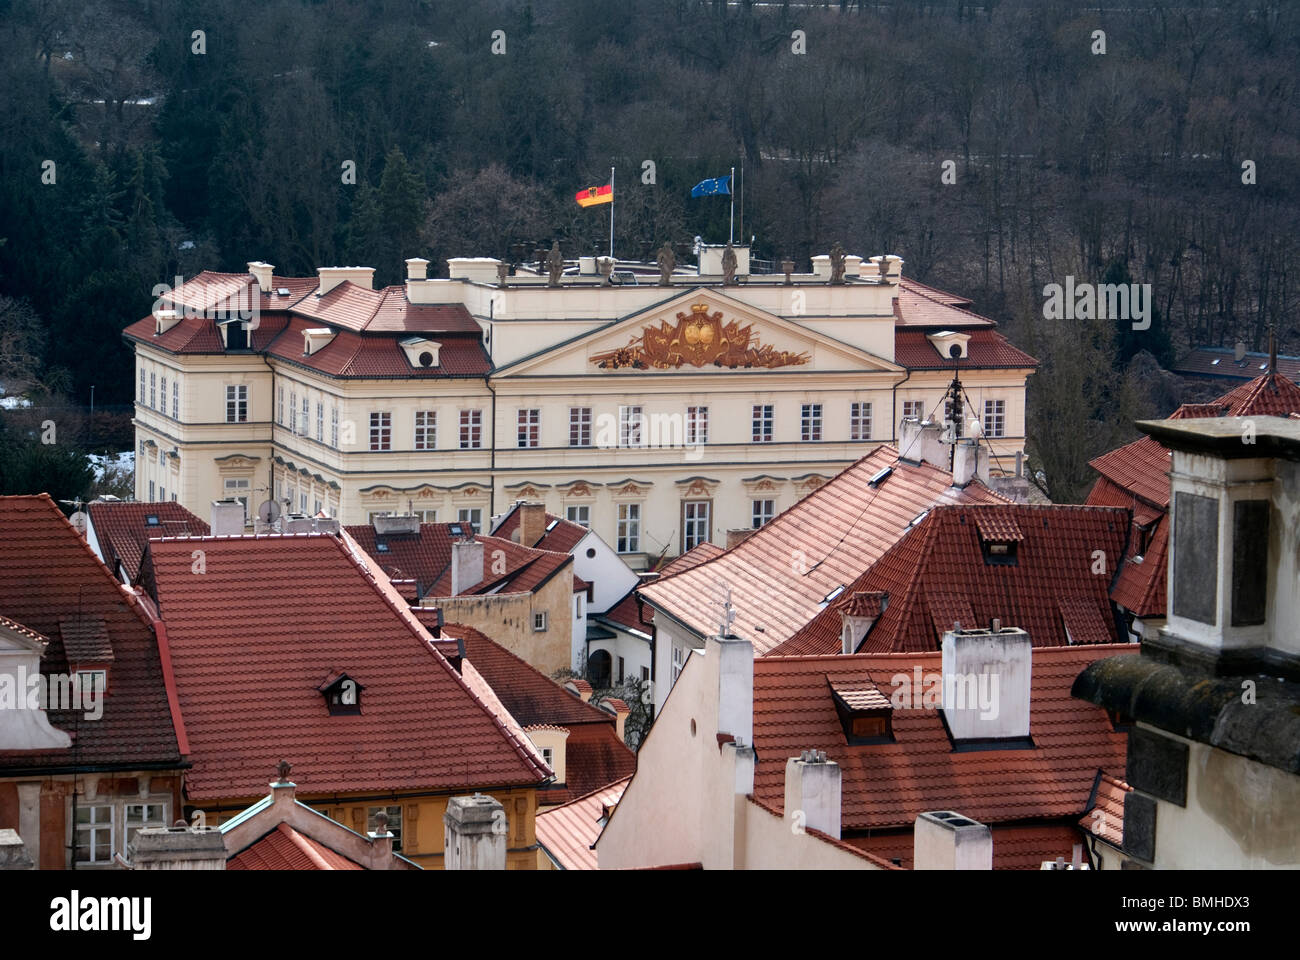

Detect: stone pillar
443,794,506,870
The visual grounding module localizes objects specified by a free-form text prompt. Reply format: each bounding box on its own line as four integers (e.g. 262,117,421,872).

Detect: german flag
575,183,613,207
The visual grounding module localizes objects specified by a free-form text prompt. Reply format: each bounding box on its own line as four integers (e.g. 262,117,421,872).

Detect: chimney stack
316,266,375,295
715,637,754,747
450,538,485,596
129,825,227,870
367,810,395,867
951,439,990,487
405,257,430,281
913,811,993,869
443,794,506,870
210,499,245,536
247,261,275,293
517,502,548,548
897,417,949,472
940,624,1031,741
784,750,842,839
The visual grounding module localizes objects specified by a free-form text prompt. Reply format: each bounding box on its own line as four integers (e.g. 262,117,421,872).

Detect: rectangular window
686,406,709,444
330,407,339,448
160,375,167,414
369,412,392,451
641,665,650,683
752,404,774,443
158,486,165,501
302,396,309,435
75,804,114,864
801,403,823,441
458,507,482,534
139,368,146,404
533,611,548,631
300,492,307,513
682,500,711,551
150,372,156,410
414,411,436,450
172,379,179,419
752,499,775,528
316,402,324,441
289,391,297,433
983,400,1006,438
148,480,155,500
618,656,626,684
619,405,643,447
277,386,285,425
460,410,482,449
617,503,641,553
367,806,402,852
125,802,168,851
542,747,554,768
671,644,686,685
850,402,872,441
569,407,592,447
224,478,251,519
417,509,438,523
517,408,540,448
902,400,925,420
566,505,590,527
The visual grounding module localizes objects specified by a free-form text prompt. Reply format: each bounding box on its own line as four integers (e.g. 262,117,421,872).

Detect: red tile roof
1085,372,1300,619
1172,346,1300,383
893,279,991,328
656,542,723,577
266,317,490,379
227,822,364,871
894,328,1038,370
536,778,630,870
1078,771,1130,849
639,446,1008,656
142,533,549,802
844,822,1086,870
344,522,573,597
0,495,183,771
599,588,654,634
87,500,210,582
773,505,1129,657
751,645,1130,831
447,625,636,804
492,507,591,553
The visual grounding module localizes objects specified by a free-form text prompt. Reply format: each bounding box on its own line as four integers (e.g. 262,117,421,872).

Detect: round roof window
418,351,434,367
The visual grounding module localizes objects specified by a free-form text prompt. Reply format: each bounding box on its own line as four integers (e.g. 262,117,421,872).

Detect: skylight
145,515,159,525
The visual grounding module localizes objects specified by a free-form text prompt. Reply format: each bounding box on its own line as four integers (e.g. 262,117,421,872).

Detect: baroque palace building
125,248,1036,567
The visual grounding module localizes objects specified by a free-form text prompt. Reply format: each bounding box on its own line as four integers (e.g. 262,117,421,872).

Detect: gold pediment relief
592,303,811,371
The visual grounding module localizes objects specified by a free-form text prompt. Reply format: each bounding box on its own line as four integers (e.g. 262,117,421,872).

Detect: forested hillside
1,0,1297,501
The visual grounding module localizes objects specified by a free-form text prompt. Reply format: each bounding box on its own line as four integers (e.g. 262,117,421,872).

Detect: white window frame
289,390,297,432
139,368,146,404
686,405,709,444
149,372,156,409
316,402,324,441
330,406,339,448
458,507,482,533
617,502,641,554
619,405,644,448
533,611,548,632
984,399,1006,438
74,803,114,865
566,505,590,527
801,403,823,441
682,500,711,551
369,411,392,451
902,400,924,420
517,408,540,448
752,498,775,528
301,395,309,436
172,379,179,419
124,801,169,853
752,404,774,442
414,410,437,450
569,407,592,447
460,409,483,449
850,401,872,441
277,385,285,425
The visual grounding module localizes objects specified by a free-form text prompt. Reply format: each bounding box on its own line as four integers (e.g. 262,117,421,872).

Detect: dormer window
976,513,1023,566
318,672,364,715
302,328,335,356
828,677,894,744
217,317,251,351
399,337,441,369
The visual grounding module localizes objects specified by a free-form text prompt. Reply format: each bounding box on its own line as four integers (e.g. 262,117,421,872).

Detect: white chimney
913,811,993,869
210,500,246,536
405,257,430,281
446,258,502,283
784,751,842,839
317,266,375,295
897,417,950,471
941,625,1031,741
129,826,227,870
450,538,485,596
715,636,753,747
444,794,506,870
951,439,990,487
247,261,275,292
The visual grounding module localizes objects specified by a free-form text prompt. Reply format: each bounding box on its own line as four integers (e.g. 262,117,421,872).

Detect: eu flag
690,176,732,197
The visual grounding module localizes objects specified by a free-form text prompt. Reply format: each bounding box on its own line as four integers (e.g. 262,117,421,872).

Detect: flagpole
609,166,615,259
729,166,735,244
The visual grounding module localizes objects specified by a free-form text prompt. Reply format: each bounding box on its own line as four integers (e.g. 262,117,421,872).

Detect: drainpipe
485,376,496,520
890,366,912,444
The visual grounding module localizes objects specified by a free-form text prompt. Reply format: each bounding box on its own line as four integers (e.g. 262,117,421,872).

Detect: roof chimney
951,439,990,487
210,499,246,536
367,810,395,867
517,502,547,548
784,750,841,839
716,636,753,747
897,417,949,471
247,261,275,293
443,794,506,870
599,698,632,743
940,624,1031,742
450,538,485,596
405,257,430,281
913,811,993,869
128,825,227,870
317,266,375,295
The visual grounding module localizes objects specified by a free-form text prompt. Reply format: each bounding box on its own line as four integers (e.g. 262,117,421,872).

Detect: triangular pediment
494,288,902,377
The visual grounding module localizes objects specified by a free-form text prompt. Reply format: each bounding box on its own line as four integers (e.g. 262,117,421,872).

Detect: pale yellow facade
130,254,1033,563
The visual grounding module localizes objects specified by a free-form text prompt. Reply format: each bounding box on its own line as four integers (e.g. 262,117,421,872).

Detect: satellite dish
1234,341,1247,363
68,511,88,536
257,499,281,524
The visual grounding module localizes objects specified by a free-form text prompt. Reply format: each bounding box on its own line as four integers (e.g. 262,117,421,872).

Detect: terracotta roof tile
751,645,1130,831
893,280,992,328
894,328,1037,369
1173,347,1300,382
536,778,630,870
773,502,1126,657
493,508,591,553
0,495,182,771
58,615,114,664
142,533,548,802
656,542,724,577
845,822,1086,870
639,446,1007,656
87,500,209,582
1079,771,1130,848
227,822,364,871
